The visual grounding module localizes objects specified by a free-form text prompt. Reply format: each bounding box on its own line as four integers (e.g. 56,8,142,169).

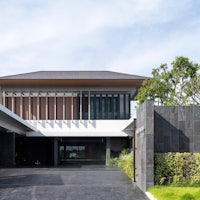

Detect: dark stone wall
154,106,200,153
136,101,154,192
0,131,15,167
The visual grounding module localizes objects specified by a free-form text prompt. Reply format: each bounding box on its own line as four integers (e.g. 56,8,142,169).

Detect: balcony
26,119,132,137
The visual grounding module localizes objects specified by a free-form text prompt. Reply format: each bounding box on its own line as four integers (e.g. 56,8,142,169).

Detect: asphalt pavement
0,167,149,200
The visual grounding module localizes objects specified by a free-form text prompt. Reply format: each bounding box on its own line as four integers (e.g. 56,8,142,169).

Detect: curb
146,192,157,200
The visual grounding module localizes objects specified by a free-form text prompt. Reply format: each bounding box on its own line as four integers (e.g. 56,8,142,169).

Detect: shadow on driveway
0,167,149,200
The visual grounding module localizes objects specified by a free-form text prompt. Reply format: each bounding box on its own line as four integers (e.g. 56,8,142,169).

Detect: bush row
155,152,200,185
109,149,134,180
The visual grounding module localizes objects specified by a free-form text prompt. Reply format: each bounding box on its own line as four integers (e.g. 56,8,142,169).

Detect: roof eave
0,79,146,87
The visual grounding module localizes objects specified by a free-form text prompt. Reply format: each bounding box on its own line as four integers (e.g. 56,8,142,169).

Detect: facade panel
56,97,63,120
65,97,71,120
23,97,29,120
31,97,37,120
40,97,46,120
5,97,12,111
48,97,54,120
0,71,144,166
73,97,78,120
15,97,21,117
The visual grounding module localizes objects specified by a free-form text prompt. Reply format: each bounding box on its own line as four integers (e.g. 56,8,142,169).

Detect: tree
135,56,200,106
186,75,200,105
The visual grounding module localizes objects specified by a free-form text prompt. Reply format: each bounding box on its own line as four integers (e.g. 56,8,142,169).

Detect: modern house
0,71,146,167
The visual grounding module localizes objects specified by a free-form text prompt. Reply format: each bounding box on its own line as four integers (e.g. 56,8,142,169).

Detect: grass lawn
148,186,200,200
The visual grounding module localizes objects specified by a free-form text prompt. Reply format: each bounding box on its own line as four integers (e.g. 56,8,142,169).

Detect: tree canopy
135,56,200,106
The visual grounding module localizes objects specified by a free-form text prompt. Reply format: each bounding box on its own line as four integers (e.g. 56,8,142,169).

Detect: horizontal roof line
0,70,149,80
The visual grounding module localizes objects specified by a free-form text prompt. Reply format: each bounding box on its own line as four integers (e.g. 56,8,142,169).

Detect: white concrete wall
26,120,130,137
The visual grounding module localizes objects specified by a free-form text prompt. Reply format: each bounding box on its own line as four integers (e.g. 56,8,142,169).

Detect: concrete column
71,92,73,120
88,90,90,121
46,93,48,121
20,94,23,118
12,95,14,112
54,137,58,167
2,90,5,106
63,95,65,120
29,93,31,120
80,90,82,121
106,137,111,166
54,95,56,121
0,131,15,167
37,94,39,120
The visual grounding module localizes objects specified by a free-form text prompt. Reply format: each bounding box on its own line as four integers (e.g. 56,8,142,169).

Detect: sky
0,0,200,77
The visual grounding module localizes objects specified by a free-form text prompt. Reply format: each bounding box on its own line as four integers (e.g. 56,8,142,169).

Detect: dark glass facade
79,92,130,120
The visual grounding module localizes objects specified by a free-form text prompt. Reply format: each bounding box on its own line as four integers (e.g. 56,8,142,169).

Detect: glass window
89,93,130,120
90,96,95,119
66,146,85,159
114,96,119,119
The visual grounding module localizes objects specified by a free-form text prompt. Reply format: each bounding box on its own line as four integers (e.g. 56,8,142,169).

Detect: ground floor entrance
1,135,131,167
59,138,105,165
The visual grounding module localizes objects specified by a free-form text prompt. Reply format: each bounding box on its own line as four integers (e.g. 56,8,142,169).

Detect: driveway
0,167,149,200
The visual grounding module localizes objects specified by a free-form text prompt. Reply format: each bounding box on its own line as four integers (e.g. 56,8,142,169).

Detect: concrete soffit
0,104,38,135
121,116,135,136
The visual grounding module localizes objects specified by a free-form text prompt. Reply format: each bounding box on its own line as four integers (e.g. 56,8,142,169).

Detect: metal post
133,119,137,182
106,137,111,166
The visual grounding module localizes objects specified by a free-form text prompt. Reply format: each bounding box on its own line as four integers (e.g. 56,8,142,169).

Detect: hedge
155,153,200,185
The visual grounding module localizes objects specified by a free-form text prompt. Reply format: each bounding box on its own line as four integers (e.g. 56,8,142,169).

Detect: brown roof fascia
0,79,145,88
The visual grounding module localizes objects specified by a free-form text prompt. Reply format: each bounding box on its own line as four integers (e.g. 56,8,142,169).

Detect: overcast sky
0,0,200,77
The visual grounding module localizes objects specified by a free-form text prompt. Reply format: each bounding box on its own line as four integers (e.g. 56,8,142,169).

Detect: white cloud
0,0,199,76
0,0,187,53
108,26,200,76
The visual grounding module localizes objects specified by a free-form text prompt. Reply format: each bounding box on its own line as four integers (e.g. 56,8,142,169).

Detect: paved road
0,167,149,200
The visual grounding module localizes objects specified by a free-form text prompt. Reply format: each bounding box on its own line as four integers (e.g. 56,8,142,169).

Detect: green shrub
118,151,134,179
155,153,200,185
108,157,118,167
108,149,134,180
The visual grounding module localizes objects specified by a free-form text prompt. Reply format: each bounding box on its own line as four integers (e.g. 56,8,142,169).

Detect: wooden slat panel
23,97,29,120
56,97,63,120
31,97,37,120
15,97,20,116
73,97,78,120
48,97,54,120
40,97,46,120
65,97,71,120
5,97,12,111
